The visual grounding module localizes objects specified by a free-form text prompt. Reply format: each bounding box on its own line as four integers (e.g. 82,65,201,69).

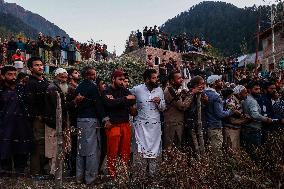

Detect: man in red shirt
11,49,26,62
12,49,26,72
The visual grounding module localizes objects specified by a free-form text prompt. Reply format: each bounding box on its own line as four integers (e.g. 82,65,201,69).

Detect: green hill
0,12,38,39
160,1,271,56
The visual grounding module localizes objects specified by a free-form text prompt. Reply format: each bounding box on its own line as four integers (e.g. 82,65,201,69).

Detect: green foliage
246,63,256,71
206,47,223,58
75,56,146,87
160,1,272,56
240,38,249,55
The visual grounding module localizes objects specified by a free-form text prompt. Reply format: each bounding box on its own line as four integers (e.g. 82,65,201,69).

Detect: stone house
125,46,182,71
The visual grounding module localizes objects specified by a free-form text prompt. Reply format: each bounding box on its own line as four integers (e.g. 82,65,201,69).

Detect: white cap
206,75,222,85
54,68,67,76
233,85,246,94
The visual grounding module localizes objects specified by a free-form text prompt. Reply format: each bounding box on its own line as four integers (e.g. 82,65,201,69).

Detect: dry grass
1,129,283,189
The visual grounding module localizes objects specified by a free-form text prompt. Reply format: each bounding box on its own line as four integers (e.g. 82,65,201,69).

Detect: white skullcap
233,85,246,94
54,68,67,76
207,75,222,85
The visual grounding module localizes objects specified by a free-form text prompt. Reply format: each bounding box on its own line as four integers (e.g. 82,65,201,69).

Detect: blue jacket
204,88,232,129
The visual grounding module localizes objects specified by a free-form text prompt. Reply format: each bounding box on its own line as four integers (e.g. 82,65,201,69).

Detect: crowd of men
0,34,109,68
127,26,211,53
0,56,283,186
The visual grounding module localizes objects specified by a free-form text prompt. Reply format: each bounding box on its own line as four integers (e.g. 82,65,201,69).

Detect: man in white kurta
130,69,166,176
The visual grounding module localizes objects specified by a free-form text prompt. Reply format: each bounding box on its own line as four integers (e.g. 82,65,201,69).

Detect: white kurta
131,84,166,158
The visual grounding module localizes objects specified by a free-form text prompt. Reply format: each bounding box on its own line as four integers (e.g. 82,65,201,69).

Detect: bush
75,56,146,87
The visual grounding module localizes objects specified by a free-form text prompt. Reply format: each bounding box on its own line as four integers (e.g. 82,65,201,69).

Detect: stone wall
126,47,182,69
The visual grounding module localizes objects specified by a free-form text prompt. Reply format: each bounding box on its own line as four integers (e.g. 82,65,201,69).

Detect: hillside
160,1,271,56
0,11,38,39
0,0,69,38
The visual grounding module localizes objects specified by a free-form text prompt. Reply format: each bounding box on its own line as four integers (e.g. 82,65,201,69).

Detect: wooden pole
255,8,261,68
55,92,63,189
197,93,205,155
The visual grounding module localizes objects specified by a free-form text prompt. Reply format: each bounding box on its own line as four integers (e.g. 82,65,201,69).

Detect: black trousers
1,154,28,173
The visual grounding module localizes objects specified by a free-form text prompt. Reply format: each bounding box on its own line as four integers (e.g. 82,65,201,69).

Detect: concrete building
260,23,284,71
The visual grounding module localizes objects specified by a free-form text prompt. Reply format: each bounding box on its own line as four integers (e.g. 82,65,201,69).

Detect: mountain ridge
0,0,69,38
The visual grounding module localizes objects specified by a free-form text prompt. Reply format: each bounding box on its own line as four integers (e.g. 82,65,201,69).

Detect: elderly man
204,75,235,152
223,85,249,152
75,66,111,185
131,69,166,176
44,68,84,176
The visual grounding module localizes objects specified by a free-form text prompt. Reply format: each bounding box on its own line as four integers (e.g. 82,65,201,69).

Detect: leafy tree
160,1,272,56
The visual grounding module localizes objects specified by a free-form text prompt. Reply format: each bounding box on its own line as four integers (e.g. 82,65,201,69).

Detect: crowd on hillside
0,33,110,68
127,25,211,53
0,54,283,186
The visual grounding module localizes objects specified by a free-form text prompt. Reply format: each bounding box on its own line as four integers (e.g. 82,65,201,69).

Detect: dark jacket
258,94,275,118
0,84,33,159
66,83,78,127
75,80,107,121
103,86,136,124
25,75,49,120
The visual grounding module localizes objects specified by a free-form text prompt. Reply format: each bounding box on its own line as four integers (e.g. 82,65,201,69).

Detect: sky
5,0,270,55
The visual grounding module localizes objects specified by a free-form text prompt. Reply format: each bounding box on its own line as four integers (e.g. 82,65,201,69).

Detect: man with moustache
66,68,81,176
258,81,278,143
103,70,136,178
25,57,49,177
204,75,235,152
131,69,166,176
44,68,84,176
0,66,33,175
242,81,276,158
75,66,111,185
163,71,201,149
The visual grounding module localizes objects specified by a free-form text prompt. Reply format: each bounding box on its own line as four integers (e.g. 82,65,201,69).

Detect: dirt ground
0,177,115,189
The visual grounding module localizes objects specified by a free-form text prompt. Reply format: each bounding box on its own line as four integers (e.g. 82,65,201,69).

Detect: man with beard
26,57,49,177
204,75,235,152
131,69,166,176
258,81,278,143
103,70,136,178
123,73,130,89
75,66,111,185
44,68,84,176
0,66,33,175
163,71,200,148
242,81,274,158
66,68,81,176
